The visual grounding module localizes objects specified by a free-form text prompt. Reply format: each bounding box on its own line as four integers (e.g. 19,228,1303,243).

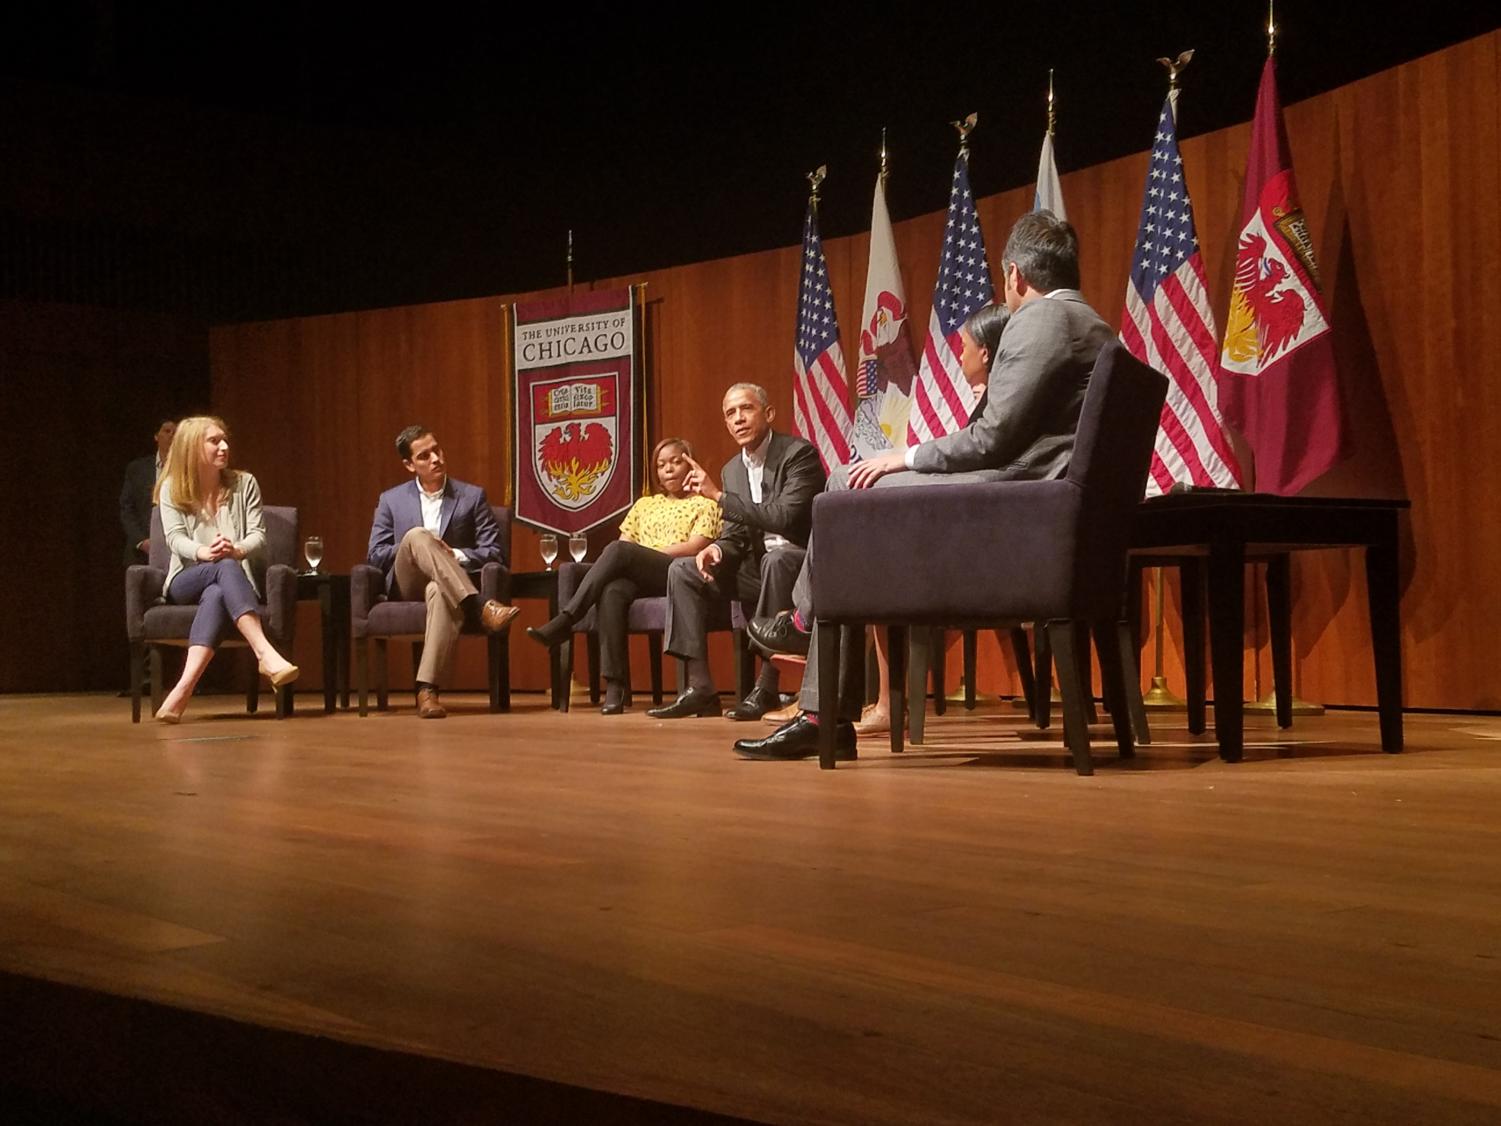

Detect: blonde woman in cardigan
151,416,298,723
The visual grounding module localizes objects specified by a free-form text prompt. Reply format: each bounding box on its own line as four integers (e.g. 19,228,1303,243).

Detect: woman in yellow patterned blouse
527,437,721,713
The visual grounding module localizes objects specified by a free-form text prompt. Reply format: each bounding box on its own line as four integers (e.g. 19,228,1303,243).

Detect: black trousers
562,540,673,682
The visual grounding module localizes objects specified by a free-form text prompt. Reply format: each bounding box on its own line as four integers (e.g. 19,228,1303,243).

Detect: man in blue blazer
367,425,518,718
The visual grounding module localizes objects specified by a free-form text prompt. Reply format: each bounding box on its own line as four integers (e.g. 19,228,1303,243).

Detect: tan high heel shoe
258,659,300,689
154,701,184,724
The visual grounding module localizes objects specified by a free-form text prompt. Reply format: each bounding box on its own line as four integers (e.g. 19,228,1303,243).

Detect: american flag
1121,97,1243,494
792,201,853,472
907,151,993,445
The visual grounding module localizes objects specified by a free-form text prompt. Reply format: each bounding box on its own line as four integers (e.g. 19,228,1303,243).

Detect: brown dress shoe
480,601,521,633
761,701,802,725
417,686,447,719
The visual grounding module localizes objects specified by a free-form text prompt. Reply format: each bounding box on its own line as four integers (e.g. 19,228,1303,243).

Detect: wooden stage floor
2,692,1500,1124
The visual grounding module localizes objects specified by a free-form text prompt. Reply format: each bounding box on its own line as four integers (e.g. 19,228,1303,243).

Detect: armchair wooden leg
1092,620,1137,759
816,621,840,770
962,629,978,710
907,629,931,746
887,625,907,755
1265,554,1294,729
496,633,511,713
648,633,664,705
130,642,145,723
1115,621,1149,746
374,640,389,712
275,684,290,719
931,629,947,716
1006,627,1036,715
357,639,369,716
732,629,755,701
586,634,601,705
149,647,164,714
1033,627,1053,730
558,636,574,714
1181,559,1207,735
488,634,506,713
246,651,259,714
1048,620,1095,776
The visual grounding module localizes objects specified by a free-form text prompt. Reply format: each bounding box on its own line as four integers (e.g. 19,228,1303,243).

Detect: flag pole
1047,69,1056,137
1244,0,1326,721
566,228,574,295
1141,49,1197,713
945,114,980,707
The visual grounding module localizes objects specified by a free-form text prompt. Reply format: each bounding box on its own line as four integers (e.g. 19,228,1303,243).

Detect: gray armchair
351,505,513,714
809,340,1168,773
125,506,300,722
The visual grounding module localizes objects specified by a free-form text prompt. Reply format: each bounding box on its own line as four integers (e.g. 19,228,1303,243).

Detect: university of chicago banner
510,286,643,535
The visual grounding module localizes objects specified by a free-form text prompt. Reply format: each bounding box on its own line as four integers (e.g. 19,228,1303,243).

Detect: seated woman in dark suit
152,415,299,723
527,437,721,714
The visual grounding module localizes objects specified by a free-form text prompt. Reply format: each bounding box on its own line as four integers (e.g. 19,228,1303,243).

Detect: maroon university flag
511,287,642,534
1216,57,1347,494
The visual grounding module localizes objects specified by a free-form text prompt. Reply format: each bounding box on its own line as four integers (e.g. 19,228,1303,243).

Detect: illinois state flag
1216,57,1347,494
850,174,918,458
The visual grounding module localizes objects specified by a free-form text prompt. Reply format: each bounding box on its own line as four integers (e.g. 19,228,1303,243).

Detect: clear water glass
568,533,587,562
539,533,558,570
304,536,324,573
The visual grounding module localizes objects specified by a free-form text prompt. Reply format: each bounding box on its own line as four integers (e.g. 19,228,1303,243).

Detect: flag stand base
1245,690,1325,716
1142,676,1188,711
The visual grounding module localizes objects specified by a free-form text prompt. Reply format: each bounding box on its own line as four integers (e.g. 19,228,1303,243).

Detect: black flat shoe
747,611,811,658
723,684,781,721
733,715,856,760
525,612,574,648
646,687,721,719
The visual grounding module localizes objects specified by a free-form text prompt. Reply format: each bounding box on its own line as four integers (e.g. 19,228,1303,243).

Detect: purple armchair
351,505,514,715
552,561,754,712
810,340,1169,773
125,506,300,721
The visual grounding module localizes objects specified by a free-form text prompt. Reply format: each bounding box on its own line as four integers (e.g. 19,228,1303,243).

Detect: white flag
1033,132,1066,220
852,174,918,457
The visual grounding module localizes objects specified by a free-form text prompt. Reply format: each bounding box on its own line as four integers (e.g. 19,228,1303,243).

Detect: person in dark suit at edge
367,425,521,719
647,383,826,719
120,417,177,564
735,209,1116,759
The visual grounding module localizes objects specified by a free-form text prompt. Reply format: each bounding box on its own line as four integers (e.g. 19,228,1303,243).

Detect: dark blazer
714,431,826,566
912,291,1114,481
119,454,160,563
367,477,504,596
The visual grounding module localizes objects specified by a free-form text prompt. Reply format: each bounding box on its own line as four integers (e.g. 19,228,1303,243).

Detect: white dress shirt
741,431,790,552
418,477,467,565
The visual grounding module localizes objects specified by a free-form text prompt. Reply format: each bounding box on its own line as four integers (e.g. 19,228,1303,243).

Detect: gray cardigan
158,472,267,597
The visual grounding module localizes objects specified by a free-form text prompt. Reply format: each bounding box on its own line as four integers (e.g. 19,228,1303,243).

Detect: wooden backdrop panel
209,33,1500,709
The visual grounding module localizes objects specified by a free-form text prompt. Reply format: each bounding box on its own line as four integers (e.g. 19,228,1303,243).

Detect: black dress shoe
733,715,856,760
600,701,626,716
747,611,810,658
723,684,781,721
646,687,721,719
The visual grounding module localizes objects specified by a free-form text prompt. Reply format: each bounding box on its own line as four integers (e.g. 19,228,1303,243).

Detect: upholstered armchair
351,505,513,715
809,341,1168,773
552,561,755,712
125,506,300,721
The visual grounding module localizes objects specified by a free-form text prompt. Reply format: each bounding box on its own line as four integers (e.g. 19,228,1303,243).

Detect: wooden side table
296,572,351,713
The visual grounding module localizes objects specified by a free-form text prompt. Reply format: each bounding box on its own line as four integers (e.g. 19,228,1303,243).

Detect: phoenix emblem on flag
858,291,916,398
1221,172,1328,371
538,421,613,503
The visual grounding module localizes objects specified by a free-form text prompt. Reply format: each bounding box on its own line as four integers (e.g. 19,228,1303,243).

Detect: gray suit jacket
714,431,826,567
911,291,1114,480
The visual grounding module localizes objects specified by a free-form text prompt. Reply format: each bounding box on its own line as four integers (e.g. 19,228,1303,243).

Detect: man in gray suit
736,210,1115,758
646,383,826,719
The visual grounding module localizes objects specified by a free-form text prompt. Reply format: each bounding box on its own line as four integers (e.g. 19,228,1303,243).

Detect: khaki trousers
393,528,478,686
